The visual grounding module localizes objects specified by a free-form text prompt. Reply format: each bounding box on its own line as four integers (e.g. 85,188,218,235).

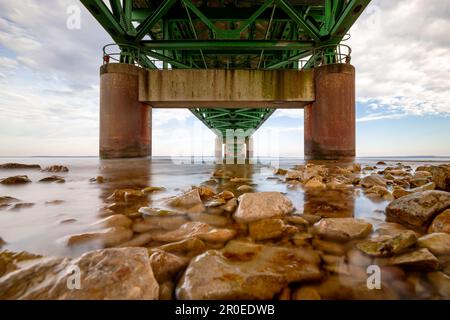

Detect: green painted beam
330,0,371,38
140,40,315,50
135,0,178,41
80,0,126,40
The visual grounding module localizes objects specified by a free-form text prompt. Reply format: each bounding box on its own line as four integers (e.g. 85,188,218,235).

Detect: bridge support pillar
304,64,355,160
100,64,151,159
245,137,254,160
215,137,223,163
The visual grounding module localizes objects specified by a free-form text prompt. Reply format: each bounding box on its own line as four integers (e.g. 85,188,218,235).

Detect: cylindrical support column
100,63,151,159
245,137,254,159
215,136,223,163
304,64,355,160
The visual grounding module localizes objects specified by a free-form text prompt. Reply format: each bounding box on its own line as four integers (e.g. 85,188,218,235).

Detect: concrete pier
100,64,151,159
304,64,355,160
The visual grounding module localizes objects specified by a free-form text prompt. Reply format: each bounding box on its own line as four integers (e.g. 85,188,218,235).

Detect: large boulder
422,164,450,191
418,233,450,255
360,174,387,188
0,175,31,185
176,241,321,300
385,190,450,228
312,218,372,242
233,192,294,223
0,248,159,300
356,231,417,257
388,248,439,270
429,209,450,234
165,189,206,213
248,218,297,241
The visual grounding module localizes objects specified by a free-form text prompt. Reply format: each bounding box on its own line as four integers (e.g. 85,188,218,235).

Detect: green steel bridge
82,0,370,139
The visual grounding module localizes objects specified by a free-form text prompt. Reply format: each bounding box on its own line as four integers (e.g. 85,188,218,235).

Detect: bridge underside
83,0,370,159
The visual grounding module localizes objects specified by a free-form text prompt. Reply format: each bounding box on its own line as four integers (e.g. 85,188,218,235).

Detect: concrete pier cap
304,63,356,160
100,63,151,159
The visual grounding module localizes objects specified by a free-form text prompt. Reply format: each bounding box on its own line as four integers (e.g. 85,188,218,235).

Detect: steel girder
81,0,371,138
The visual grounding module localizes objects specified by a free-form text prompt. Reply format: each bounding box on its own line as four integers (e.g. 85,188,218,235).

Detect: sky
0,0,449,157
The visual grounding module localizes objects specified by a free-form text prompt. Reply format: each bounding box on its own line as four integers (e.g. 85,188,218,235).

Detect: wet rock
356,231,417,257
0,248,159,300
0,196,20,209
108,189,146,203
393,177,410,188
188,212,229,227
176,240,321,300
234,192,294,223
385,190,450,228
194,185,215,200
141,186,165,193
313,275,398,300
0,250,42,277
273,168,288,175
9,202,35,211
377,161,387,165
418,233,450,255
93,214,133,229
38,175,65,183
249,218,298,241
303,165,328,181
159,281,174,300
42,165,69,173
220,198,238,213
312,239,346,255
67,227,133,248
374,222,414,237
351,163,362,173
304,177,326,189
0,175,31,185
165,189,205,213
132,215,188,233
0,163,41,169
364,185,393,200
285,216,310,228
277,286,291,300
428,209,450,234
388,248,439,270
118,232,154,247
230,177,252,183
149,249,189,283
292,286,321,300
360,174,387,188
286,170,303,181
427,272,450,298
412,181,436,192
423,164,450,191
410,178,429,188
363,166,376,171
45,200,65,205
156,238,207,257
313,218,372,242
89,176,104,183
392,186,411,199
151,222,236,244
347,249,372,267
212,169,232,179
204,197,226,208
59,218,77,224
237,185,253,192
0,237,6,248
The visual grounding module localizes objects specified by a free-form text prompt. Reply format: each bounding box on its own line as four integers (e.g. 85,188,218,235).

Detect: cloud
349,0,450,116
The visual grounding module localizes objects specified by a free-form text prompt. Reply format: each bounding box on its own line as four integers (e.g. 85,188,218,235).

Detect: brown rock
194,185,215,200
285,170,303,181
424,164,450,191
176,241,321,300
0,175,31,185
0,250,42,277
0,248,158,300
151,222,236,244
9,202,35,211
427,271,450,298
43,165,69,173
313,218,372,242
159,281,174,300
360,174,387,188
165,189,206,213
38,175,65,183
385,190,450,228
0,163,41,169
429,209,450,234
273,168,288,175
149,249,189,283
156,238,207,257
388,248,439,270
312,239,346,255
304,177,326,189
67,227,133,248
356,231,417,257
234,192,294,223
418,233,450,255
249,218,298,241
132,215,188,233
93,214,132,229
292,286,321,300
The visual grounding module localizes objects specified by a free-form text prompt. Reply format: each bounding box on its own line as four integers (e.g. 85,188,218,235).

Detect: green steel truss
82,0,370,137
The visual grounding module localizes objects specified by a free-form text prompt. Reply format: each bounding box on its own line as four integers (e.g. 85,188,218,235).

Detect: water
0,156,449,299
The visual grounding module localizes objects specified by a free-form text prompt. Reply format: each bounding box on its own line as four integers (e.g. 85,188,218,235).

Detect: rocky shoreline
1,162,450,300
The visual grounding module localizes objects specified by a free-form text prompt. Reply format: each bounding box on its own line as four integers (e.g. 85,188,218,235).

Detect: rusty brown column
304,64,355,160
100,63,151,159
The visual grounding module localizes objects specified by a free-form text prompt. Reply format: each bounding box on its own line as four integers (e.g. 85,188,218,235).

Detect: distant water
0,156,448,258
